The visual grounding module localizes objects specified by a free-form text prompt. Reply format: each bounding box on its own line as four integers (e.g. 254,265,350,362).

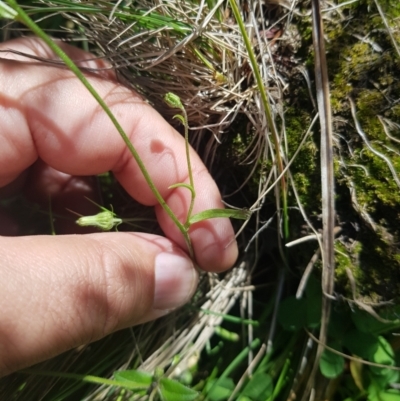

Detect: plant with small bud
2,0,250,260
76,206,123,231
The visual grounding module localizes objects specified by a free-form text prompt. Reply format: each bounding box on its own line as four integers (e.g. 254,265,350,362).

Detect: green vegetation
1,0,400,400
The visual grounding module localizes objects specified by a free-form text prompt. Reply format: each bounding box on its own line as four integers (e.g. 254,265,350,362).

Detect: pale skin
0,37,238,376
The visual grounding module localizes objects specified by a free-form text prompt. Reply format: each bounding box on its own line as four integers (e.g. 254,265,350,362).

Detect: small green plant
163,91,198,228
163,92,251,227
277,274,400,400
1,0,250,261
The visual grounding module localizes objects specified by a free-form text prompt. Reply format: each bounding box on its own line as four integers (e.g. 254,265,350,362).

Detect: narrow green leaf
113,370,153,389
0,1,17,19
168,183,195,197
350,359,364,392
173,114,186,126
159,378,198,401
198,308,259,326
189,208,250,225
21,369,150,391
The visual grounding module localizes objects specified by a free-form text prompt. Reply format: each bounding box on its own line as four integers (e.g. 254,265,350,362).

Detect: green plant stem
6,0,193,257
268,358,290,401
20,369,145,391
228,2,289,360
197,308,259,326
205,338,261,398
228,0,289,241
181,107,196,226
164,93,196,228
219,338,261,379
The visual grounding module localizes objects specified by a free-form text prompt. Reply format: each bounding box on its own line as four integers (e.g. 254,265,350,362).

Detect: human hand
0,37,238,375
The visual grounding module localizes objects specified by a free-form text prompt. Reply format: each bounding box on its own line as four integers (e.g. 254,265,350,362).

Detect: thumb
0,233,198,376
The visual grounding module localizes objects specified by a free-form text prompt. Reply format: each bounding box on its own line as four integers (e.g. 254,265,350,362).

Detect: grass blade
189,208,250,225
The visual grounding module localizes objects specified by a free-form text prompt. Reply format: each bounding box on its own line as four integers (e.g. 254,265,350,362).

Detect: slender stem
20,369,146,391
7,0,193,256
228,1,289,365
164,93,196,233
228,0,288,241
181,107,196,226
219,338,261,379
269,358,290,401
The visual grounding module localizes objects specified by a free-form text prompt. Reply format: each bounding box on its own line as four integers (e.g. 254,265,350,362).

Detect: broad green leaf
159,377,198,401
368,384,400,401
351,308,392,334
189,208,250,225
328,307,353,341
370,336,398,384
241,372,273,401
206,377,235,401
305,294,322,328
304,274,322,299
371,369,399,389
113,370,152,389
373,390,400,401
367,381,381,401
319,343,345,379
343,329,378,360
372,336,395,366
277,296,307,331
304,275,322,328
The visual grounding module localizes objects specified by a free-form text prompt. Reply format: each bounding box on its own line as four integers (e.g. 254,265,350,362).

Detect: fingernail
154,252,198,310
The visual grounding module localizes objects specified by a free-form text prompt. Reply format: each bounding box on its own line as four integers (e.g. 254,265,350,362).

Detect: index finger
0,37,238,272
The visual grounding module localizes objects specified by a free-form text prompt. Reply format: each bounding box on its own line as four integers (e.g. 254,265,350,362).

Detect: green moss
356,90,385,117
284,106,320,209
335,241,358,280
315,0,400,301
